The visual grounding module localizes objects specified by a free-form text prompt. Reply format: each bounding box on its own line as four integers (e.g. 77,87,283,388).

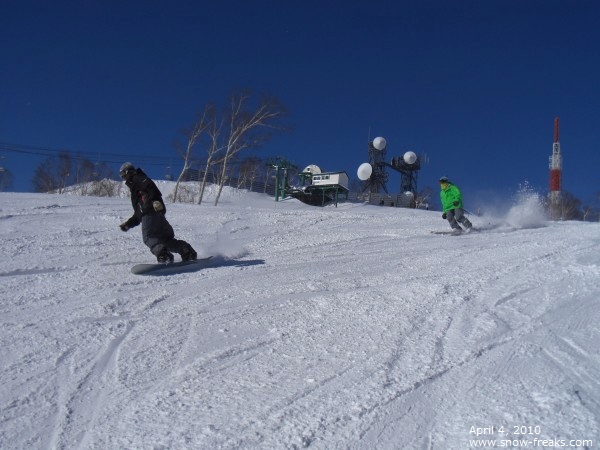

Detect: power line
0,142,177,167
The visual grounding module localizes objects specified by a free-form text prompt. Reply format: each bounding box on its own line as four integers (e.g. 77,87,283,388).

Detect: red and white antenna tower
548,117,562,216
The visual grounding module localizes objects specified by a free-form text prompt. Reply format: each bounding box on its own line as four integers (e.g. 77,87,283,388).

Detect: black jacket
123,169,166,228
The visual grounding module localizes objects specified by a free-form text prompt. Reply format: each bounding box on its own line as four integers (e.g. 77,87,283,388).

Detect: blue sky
2,0,599,208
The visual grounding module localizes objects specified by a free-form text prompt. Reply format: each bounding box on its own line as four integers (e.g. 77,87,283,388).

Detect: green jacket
440,183,463,212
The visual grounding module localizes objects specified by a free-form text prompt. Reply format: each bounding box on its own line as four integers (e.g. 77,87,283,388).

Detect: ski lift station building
287,165,350,206
311,172,349,190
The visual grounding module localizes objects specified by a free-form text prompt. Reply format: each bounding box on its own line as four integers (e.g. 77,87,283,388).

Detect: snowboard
131,256,213,275
431,224,503,235
431,228,476,235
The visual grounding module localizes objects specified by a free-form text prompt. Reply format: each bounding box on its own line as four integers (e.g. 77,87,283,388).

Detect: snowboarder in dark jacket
439,176,472,234
119,162,197,263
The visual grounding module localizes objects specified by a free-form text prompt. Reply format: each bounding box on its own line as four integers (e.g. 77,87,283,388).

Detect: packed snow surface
1,187,599,449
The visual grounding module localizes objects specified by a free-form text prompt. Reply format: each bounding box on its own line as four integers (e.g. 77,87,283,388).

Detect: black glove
119,222,129,232
453,201,459,207
442,213,447,219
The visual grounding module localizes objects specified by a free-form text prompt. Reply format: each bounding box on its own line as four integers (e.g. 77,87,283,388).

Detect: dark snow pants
141,213,189,257
446,208,471,230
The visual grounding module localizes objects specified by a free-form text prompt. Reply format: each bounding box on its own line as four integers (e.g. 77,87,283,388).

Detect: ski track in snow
0,190,599,449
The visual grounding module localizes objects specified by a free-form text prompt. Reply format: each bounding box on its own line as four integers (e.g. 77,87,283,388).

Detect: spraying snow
505,183,547,229
476,182,548,231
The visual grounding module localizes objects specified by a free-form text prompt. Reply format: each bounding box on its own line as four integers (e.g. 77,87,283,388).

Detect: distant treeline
30,151,599,221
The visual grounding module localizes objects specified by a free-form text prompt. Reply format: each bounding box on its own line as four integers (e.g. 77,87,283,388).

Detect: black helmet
439,176,450,183
120,162,135,178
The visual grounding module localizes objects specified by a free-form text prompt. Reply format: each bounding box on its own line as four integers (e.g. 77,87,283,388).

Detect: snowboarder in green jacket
439,176,472,234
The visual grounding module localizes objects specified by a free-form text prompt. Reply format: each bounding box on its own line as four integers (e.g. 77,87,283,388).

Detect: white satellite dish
372,137,387,150
357,163,373,181
302,164,322,174
403,151,417,165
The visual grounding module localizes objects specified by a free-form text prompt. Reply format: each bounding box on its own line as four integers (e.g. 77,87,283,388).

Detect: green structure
268,158,297,202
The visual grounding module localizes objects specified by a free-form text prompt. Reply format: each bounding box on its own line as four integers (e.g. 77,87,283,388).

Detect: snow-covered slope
1,189,598,449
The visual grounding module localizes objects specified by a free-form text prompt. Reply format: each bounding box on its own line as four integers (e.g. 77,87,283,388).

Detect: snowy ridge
0,191,598,449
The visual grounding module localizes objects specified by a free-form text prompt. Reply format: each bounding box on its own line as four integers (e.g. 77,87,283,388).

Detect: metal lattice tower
390,154,421,194
362,141,389,193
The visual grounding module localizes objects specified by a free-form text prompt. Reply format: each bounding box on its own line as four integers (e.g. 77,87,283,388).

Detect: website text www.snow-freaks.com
469,438,594,448
467,425,593,448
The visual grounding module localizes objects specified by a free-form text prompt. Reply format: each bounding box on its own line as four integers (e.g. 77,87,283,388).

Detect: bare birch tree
238,156,262,190
57,152,72,194
213,91,287,206
173,106,211,202
197,105,224,204
582,204,595,221
416,186,434,210
556,191,582,220
32,153,68,193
